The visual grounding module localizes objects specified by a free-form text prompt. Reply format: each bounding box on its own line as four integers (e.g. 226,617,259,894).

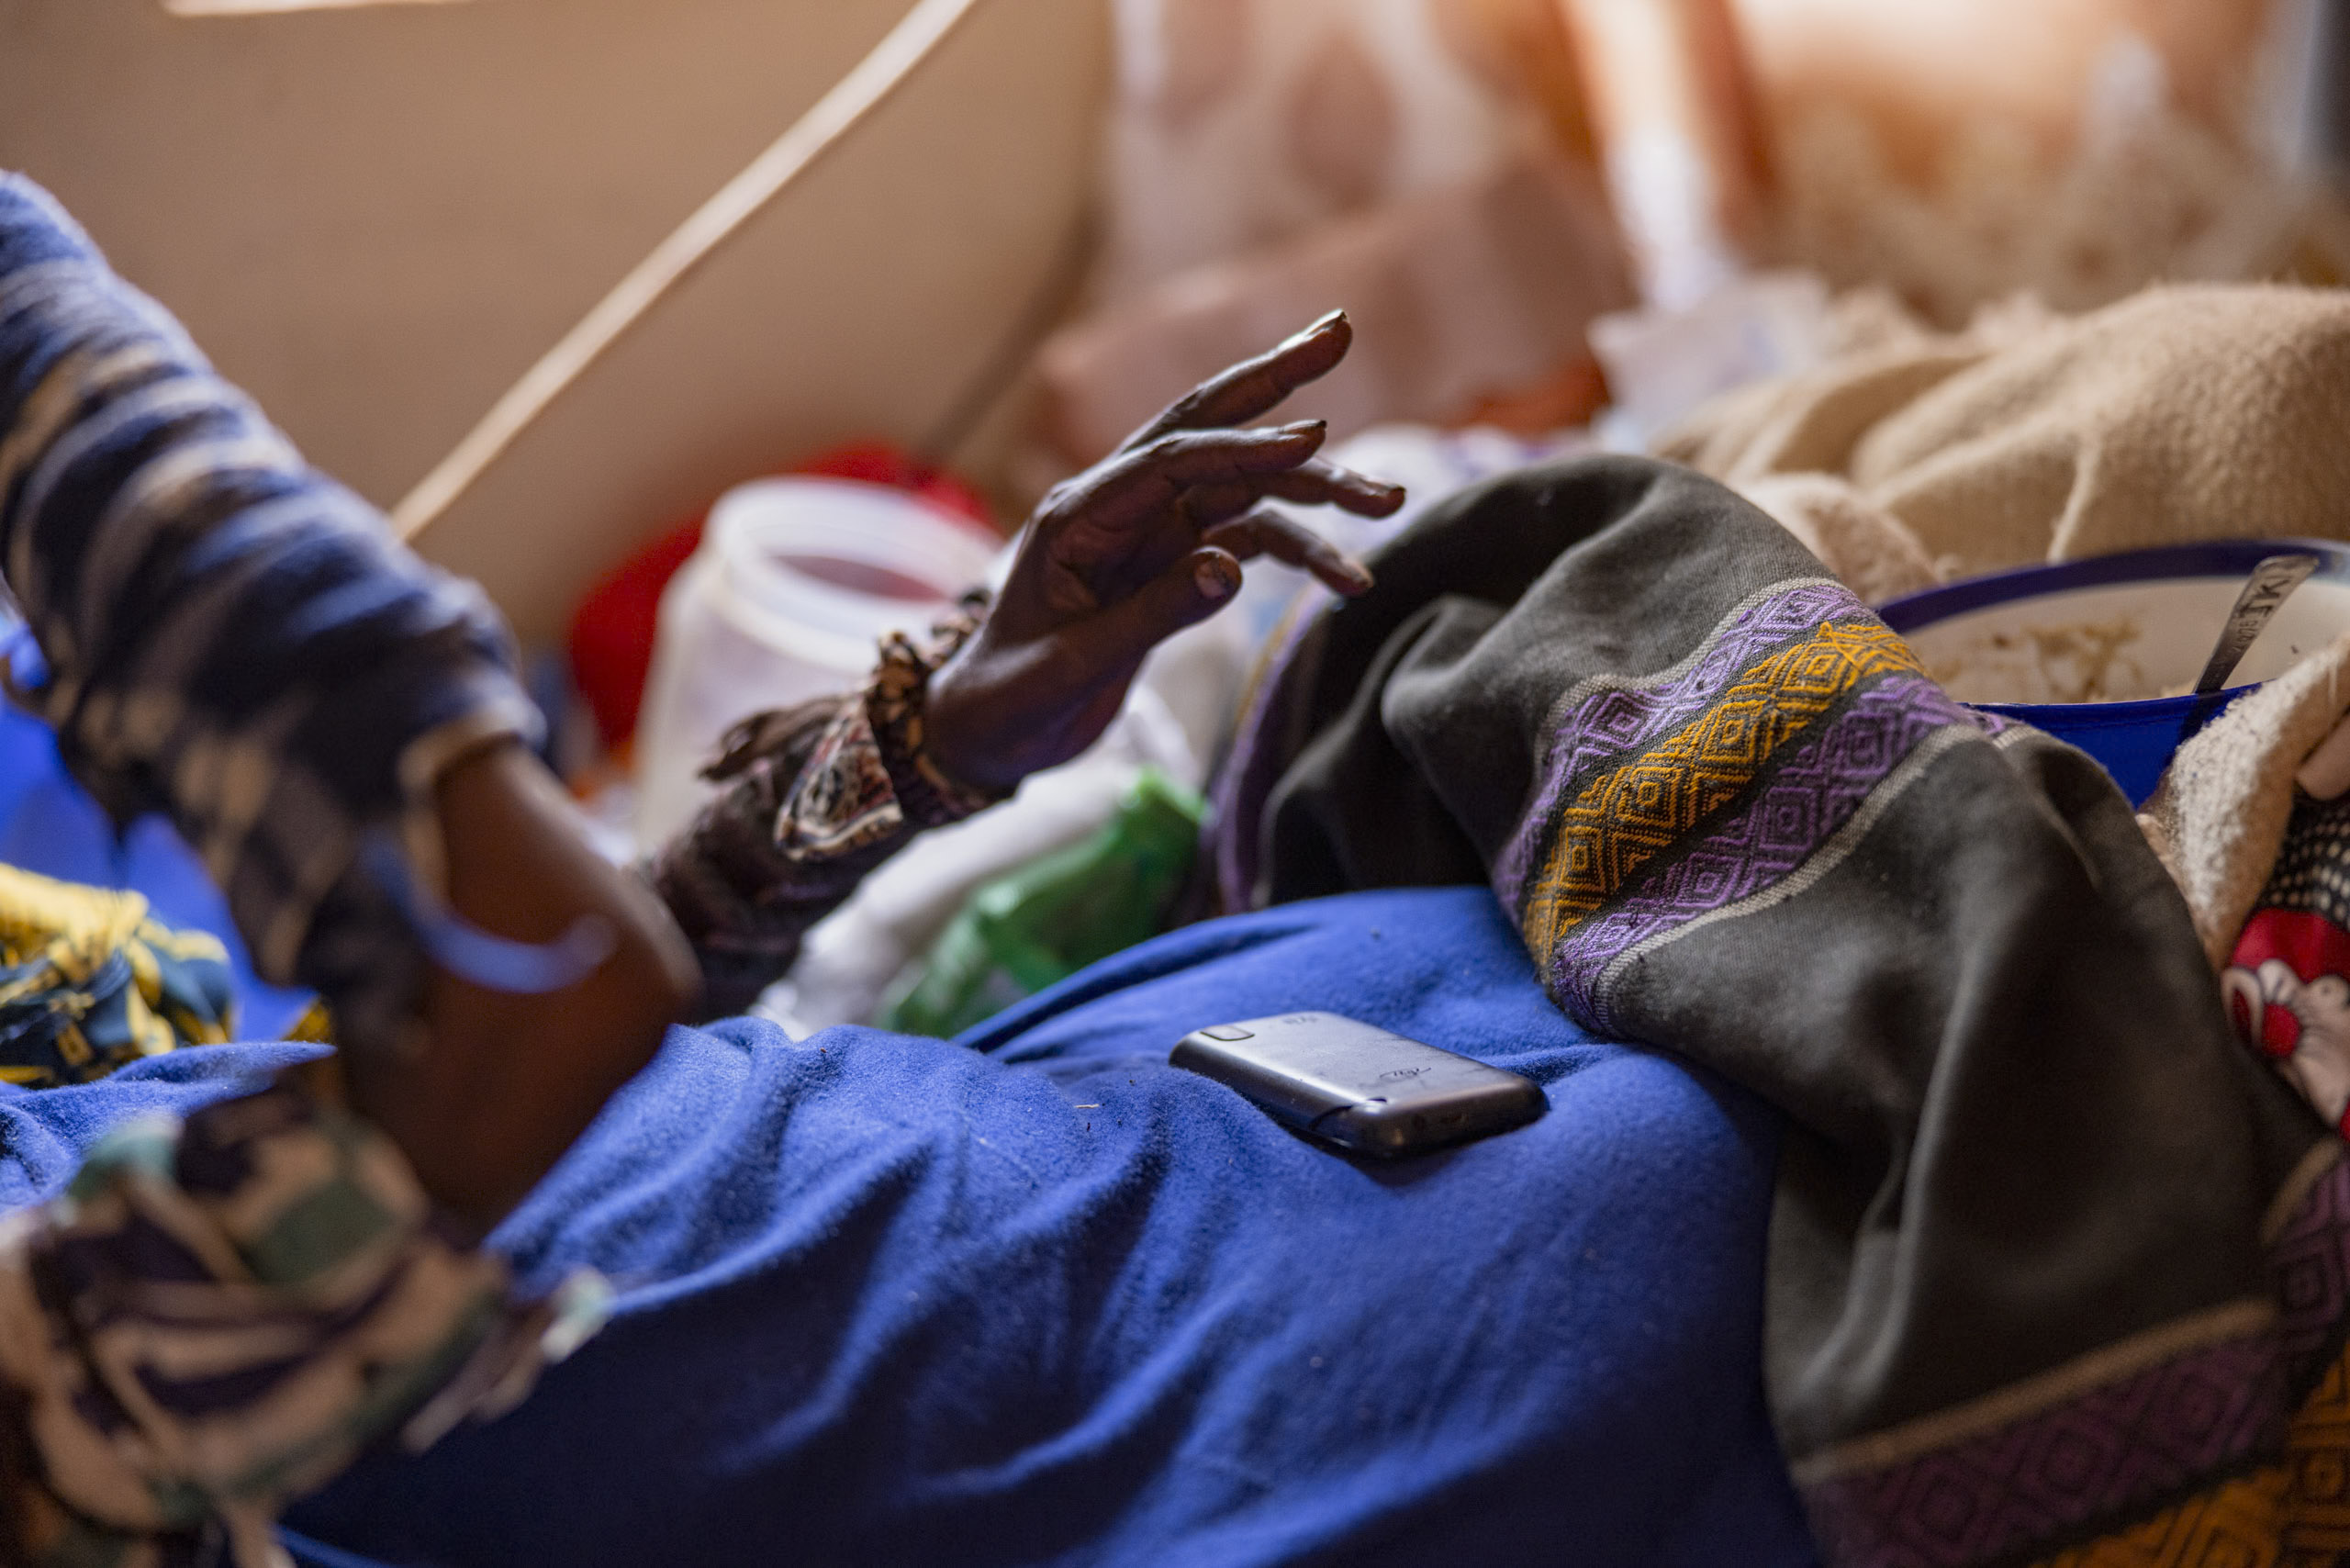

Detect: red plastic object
565,443,999,751
796,442,996,532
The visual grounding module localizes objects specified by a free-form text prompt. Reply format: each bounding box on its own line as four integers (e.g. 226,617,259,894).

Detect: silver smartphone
1169,1011,1546,1157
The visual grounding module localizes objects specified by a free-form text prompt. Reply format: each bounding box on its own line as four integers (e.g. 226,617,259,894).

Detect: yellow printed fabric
0,862,235,1088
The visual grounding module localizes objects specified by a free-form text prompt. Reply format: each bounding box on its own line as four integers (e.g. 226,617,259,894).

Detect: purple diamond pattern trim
2269,1155,2350,1381
1796,1158,2350,1568
1546,674,1985,1026
1494,579,1857,907
1800,1335,2286,1568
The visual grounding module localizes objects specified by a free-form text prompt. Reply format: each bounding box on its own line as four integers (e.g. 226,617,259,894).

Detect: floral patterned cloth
2226,792,2350,1133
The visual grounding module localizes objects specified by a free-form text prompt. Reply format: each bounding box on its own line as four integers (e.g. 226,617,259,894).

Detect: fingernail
1338,556,1374,591
1280,419,1327,439
1195,556,1238,599
1280,310,1348,350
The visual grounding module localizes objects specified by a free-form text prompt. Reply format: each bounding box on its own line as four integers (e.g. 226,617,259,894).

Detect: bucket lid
707,476,998,652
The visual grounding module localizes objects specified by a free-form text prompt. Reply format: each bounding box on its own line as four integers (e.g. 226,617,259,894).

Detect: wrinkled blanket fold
1216,454,2350,1567
1657,283,2350,603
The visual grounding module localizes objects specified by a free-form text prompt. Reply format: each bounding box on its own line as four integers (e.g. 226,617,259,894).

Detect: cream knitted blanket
1662,283,2350,598
1660,282,2350,962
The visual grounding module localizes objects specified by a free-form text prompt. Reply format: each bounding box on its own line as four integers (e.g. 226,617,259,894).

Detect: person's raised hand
925,310,1404,796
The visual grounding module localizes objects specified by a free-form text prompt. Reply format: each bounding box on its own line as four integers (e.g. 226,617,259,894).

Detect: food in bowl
1876,541,2350,804
1902,573,2350,706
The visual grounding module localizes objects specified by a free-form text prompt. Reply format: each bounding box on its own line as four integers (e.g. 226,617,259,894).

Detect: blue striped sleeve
0,173,539,1051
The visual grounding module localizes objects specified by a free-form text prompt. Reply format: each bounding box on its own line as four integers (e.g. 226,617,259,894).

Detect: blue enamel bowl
1877,540,2350,806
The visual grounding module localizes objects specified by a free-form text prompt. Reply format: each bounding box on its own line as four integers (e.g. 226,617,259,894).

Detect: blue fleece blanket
0,879,1813,1566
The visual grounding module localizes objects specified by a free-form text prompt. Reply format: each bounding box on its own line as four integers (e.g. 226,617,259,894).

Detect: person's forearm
0,175,525,1036
0,174,692,1223
357,738,695,1227
647,698,891,1018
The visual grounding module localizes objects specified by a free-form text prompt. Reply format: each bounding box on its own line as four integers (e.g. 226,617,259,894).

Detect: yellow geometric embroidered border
2035,1466,2292,1568
2286,1338,2350,1562
1519,618,1924,960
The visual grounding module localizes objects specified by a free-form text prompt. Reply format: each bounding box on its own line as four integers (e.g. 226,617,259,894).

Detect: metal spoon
2192,553,2320,696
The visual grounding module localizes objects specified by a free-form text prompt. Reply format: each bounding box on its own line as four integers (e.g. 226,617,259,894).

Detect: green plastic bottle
879,767,1205,1037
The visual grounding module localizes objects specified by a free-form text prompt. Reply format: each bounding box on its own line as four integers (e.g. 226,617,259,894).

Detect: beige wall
0,0,1112,641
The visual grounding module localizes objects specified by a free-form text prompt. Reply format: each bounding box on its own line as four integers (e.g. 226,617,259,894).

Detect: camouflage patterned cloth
0,1083,609,1568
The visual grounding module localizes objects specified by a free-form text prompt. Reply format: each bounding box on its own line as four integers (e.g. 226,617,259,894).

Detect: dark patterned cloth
0,1084,606,1568
1214,455,2349,1568
647,597,998,1019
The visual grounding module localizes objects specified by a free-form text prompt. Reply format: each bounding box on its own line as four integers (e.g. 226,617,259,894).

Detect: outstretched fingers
1056,422,1330,544
1257,458,1406,518
1203,510,1375,596
1119,311,1354,451
1054,545,1247,683
1171,461,1404,541
1024,414,1402,621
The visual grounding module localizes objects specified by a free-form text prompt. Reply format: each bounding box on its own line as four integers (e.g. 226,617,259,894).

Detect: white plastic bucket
633,477,998,850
